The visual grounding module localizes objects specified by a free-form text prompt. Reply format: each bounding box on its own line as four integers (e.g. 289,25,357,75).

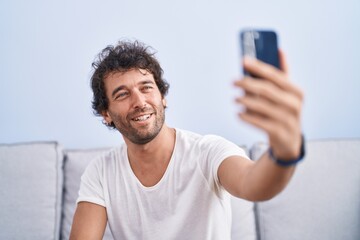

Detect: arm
70,202,107,240
218,50,304,201
218,154,296,201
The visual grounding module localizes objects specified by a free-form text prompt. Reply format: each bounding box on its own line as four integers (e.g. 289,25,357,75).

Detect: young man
70,41,304,239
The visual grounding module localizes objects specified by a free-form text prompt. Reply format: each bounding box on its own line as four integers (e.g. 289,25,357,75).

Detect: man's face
102,69,166,145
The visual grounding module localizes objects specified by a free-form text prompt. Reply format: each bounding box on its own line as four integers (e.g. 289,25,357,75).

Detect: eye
142,85,153,92
115,91,129,100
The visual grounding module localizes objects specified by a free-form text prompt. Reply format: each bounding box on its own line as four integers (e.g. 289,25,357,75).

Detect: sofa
0,139,359,240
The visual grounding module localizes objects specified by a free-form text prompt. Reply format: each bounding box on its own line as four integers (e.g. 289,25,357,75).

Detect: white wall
1,0,359,149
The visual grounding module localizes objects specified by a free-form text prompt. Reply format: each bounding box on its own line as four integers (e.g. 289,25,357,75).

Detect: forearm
240,151,296,201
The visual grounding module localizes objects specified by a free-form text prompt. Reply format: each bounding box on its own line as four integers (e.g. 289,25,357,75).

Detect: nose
131,90,147,109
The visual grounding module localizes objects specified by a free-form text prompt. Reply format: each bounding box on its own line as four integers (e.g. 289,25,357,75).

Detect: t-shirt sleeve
76,157,106,207
198,135,250,196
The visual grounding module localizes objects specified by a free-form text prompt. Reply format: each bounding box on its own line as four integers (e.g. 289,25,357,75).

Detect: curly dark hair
90,40,170,128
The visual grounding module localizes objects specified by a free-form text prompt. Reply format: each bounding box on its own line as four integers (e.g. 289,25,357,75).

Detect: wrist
268,135,306,167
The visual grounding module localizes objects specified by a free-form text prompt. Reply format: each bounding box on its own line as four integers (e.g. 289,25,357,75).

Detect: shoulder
84,145,125,174
176,128,226,145
175,128,246,156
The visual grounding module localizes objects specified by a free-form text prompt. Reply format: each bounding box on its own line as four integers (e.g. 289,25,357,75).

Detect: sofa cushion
61,148,114,240
251,140,360,240
0,142,63,240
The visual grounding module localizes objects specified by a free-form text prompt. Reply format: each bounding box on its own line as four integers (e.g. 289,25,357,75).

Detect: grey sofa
0,139,359,240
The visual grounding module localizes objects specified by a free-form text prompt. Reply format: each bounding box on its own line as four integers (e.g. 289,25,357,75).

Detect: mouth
131,113,153,122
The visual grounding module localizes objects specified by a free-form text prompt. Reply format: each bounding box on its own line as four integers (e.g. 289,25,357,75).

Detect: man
70,40,304,239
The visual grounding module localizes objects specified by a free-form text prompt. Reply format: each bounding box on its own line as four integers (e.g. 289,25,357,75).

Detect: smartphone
240,29,280,77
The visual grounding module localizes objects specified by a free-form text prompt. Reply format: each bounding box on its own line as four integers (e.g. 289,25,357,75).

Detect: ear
162,98,167,108
101,110,113,125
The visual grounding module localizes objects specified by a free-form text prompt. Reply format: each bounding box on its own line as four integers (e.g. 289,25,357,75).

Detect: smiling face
102,68,166,145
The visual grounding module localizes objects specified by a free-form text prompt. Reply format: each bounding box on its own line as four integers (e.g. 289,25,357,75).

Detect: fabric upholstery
0,142,63,240
61,148,114,240
251,140,360,240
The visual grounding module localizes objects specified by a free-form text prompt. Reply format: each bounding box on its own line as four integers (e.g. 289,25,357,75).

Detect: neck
125,125,176,165
125,125,176,187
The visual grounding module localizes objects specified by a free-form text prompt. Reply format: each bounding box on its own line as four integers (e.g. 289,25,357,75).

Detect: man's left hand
234,50,304,160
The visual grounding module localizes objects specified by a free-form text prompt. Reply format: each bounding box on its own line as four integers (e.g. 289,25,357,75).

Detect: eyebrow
140,80,155,86
111,80,155,98
111,85,126,98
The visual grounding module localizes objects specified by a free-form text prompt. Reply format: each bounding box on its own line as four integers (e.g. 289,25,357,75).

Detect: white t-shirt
77,129,248,240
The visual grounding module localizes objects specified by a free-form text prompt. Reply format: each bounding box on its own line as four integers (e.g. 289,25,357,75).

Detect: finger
240,110,302,159
239,111,300,144
278,49,290,74
243,56,286,82
243,57,303,100
236,95,298,126
235,79,303,117
238,111,279,137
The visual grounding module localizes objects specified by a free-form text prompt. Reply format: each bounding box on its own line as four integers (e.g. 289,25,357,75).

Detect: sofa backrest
0,142,63,240
250,140,360,240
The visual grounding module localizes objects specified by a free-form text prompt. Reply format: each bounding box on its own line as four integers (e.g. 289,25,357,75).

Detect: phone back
240,30,280,75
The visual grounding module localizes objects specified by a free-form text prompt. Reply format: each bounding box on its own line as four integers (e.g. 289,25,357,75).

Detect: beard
109,103,165,145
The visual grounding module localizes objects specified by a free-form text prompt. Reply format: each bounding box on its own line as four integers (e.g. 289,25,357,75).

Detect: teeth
134,114,151,121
